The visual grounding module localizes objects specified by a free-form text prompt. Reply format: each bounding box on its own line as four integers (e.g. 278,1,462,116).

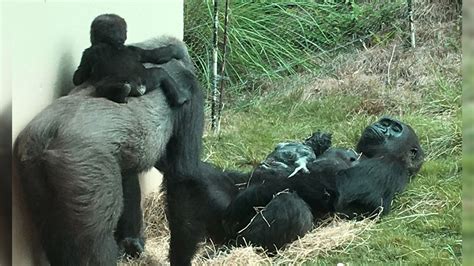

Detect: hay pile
121,190,377,265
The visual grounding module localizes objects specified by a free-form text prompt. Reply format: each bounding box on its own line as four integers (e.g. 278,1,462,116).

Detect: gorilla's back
15,84,173,174
15,35,191,174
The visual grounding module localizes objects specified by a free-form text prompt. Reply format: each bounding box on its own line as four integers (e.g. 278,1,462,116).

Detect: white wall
2,0,183,264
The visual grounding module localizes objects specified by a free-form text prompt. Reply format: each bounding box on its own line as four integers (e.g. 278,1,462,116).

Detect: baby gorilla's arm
73,47,95,85
304,131,332,156
128,44,184,65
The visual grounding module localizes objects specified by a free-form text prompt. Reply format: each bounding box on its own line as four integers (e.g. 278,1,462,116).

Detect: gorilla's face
356,117,424,176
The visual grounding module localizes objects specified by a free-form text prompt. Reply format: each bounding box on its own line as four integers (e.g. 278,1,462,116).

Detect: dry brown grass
289,0,461,117
121,191,378,265
299,33,460,115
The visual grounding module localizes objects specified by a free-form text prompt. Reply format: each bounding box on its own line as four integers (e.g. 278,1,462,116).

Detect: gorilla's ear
406,146,424,176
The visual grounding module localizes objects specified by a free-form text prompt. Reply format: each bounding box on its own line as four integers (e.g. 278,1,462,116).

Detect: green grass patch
184,0,406,89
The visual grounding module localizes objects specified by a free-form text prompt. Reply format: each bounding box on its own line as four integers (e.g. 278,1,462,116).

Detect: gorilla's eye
409,148,418,159
349,157,356,162
392,124,402,133
380,119,391,127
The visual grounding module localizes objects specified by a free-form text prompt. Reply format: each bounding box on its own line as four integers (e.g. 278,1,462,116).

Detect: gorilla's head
90,14,127,46
356,117,424,176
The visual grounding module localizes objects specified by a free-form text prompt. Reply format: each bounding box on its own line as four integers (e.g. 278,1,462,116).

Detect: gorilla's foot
169,85,192,107
137,85,146,95
119,237,145,258
175,96,190,106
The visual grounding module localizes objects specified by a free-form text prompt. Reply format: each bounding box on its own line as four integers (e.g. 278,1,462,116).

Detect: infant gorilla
223,132,361,253
73,14,189,105
250,132,360,185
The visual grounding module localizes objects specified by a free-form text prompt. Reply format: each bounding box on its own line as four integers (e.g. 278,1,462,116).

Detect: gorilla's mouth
362,125,385,143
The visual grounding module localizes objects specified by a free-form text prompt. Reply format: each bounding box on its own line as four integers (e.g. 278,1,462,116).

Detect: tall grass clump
184,0,406,92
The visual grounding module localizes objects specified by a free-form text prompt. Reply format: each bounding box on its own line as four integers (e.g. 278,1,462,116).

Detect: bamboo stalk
408,0,416,48
211,0,219,132
217,0,230,132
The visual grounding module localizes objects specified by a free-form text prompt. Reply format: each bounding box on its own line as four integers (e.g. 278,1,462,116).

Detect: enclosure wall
1,0,183,264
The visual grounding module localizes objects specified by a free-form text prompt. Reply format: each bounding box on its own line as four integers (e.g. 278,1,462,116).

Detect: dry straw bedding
121,191,377,265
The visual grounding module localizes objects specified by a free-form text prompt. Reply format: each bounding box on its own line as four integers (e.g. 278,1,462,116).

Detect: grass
184,0,406,89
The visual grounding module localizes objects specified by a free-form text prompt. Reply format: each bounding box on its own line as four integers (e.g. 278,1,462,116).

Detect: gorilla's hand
304,131,332,156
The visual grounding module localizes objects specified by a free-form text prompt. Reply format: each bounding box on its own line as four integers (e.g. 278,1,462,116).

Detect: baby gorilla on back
73,14,189,104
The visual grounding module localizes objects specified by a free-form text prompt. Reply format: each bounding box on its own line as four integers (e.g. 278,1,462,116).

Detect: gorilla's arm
248,131,333,186
164,162,247,265
304,131,332,156
128,44,185,65
115,172,144,258
73,47,95,85
223,181,289,239
334,158,410,217
223,170,336,238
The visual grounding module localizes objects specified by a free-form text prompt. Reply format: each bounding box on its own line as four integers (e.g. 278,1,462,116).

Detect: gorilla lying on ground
173,117,424,264
14,36,204,266
223,117,425,251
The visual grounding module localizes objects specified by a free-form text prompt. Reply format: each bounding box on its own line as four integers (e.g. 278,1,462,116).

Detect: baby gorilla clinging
73,14,189,104
250,132,359,185
255,142,316,178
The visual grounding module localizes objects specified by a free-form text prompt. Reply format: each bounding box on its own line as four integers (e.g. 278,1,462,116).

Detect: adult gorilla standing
13,36,204,265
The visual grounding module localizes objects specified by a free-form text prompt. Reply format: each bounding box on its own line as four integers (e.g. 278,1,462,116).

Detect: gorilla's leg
166,178,207,266
153,55,205,265
16,144,123,265
223,181,288,239
94,77,132,103
115,172,145,258
236,192,313,252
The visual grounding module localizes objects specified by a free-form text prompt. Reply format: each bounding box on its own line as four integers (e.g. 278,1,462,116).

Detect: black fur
14,36,203,265
232,191,313,253
249,134,358,186
162,161,248,265
73,14,189,105
161,135,361,260
220,117,424,255
303,130,332,156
